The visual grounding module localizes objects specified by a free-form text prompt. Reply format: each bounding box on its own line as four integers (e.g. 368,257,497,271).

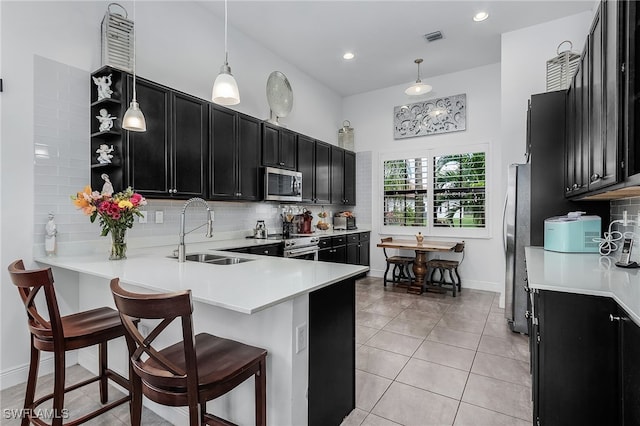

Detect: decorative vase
109,228,127,260
416,232,424,244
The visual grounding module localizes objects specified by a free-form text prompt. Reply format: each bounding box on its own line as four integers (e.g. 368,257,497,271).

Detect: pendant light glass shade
405,58,432,96
122,0,146,132
122,100,146,131
212,0,240,106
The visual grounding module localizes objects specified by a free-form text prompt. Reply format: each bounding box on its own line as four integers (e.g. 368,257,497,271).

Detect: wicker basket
546,40,580,91
101,3,133,72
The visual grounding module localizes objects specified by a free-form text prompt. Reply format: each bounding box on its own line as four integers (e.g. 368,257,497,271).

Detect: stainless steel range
283,234,319,260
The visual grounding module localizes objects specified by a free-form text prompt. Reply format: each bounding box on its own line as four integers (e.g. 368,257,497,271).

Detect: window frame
379,143,490,239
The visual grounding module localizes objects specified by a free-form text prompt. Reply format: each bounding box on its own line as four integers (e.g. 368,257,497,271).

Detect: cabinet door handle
572,183,580,189
609,314,629,322
590,173,601,183
279,162,285,166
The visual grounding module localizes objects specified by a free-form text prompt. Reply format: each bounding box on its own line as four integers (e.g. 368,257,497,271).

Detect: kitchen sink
170,253,254,265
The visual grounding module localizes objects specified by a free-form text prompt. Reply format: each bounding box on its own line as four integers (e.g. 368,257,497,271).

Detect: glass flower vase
109,228,127,260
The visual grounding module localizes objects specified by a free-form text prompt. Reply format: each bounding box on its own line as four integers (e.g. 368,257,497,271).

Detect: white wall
0,0,342,387
344,63,503,293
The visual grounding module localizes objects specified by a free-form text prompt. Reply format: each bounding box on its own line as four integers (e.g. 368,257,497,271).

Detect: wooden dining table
376,239,457,294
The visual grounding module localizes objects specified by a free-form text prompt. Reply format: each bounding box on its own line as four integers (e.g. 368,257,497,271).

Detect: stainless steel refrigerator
503,91,609,334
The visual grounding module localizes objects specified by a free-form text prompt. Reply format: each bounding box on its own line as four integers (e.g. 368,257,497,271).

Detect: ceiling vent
424,31,444,43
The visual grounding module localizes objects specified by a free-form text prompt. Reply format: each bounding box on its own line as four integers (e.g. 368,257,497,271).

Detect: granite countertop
36,236,369,315
525,246,640,326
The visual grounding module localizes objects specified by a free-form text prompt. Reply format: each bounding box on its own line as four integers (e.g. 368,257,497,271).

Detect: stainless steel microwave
264,167,302,202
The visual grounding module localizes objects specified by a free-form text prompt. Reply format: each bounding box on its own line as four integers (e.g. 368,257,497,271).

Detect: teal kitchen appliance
544,212,601,253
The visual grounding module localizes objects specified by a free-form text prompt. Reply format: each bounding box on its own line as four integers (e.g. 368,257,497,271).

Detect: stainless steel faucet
178,197,214,262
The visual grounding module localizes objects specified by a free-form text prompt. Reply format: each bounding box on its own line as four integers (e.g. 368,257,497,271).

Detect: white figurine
96,108,116,132
45,213,57,256
96,144,114,164
92,74,113,100
101,174,114,196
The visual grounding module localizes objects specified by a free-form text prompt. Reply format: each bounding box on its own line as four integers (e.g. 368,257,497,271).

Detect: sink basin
183,253,254,265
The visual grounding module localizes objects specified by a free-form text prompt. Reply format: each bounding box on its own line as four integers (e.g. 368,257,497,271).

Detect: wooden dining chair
381,237,415,287
110,278,267,426
7,259,131,426
426,241,465,297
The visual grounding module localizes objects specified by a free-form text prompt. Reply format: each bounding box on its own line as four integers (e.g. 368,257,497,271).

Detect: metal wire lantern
101,3,133,72
546,40,580,91
338,120,354,151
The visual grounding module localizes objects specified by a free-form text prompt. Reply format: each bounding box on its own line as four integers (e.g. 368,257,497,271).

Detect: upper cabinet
297,135,331,204
565,0,629,199
210,106,261,201
126,77,207,199
330,146,356,205
262,122,297,170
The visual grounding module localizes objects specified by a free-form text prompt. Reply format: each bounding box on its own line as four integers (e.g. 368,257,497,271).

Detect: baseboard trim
1,353,77,391
366,269,501,294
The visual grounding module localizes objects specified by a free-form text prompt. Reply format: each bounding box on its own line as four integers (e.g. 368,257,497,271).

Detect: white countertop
525,246,640,326
36,238,369,315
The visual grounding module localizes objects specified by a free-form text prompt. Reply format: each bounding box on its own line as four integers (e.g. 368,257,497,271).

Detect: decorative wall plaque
394,93,466,139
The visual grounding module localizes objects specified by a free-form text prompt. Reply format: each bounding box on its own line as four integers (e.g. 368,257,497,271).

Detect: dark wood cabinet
248,243,283,257
321,232,369,267
318,235,346,263
330,146,344,205
346,232,370,267
344,150,356,205
297,136,331,204
126,77,207,199
262,123,297,170
618,307,640,425
531,290,619,426
210,106,261,201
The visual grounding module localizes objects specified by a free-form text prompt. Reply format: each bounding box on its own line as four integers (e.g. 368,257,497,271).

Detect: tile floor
342,276,532,426
0,276,532,426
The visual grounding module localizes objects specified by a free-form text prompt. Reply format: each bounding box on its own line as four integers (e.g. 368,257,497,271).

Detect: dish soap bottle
45,213,57,256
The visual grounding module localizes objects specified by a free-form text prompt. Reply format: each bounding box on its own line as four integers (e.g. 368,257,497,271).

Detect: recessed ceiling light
473,11,489,22
343,52,355,60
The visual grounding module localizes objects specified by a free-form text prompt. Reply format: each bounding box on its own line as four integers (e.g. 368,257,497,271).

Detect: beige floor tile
487,311,505,323
477,335,529,362
365,330,423,356
357,325,380,344
407,298,451,315
355,370,392,412
462,374,532,421
371,381,459,426
357,346,410,380
341,408,369,426
438,312,486,334
482,319,518,340
446,304,491,321
397,308,443,323
412,340,476,371
382,316,437,339
361,301,407,317
396,358,469,400
362,413,402,425
471,352,531,387
356,311,395,329
427,325,481,350
454,402,532,426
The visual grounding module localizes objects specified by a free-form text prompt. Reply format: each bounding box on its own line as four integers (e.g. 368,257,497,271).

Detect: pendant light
405,58,432,96
212,0,240,105
122,0,146,132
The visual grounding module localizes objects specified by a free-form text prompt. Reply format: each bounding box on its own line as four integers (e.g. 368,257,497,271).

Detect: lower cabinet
227,243,282,257
319,232,370,266
346,232,370,266
530,289,639,426
318,235,346,263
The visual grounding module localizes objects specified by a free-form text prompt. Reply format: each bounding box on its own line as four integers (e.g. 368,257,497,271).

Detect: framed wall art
394,93,466,139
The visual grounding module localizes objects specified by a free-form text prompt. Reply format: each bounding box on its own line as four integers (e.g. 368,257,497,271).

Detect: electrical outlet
155,211,164,224
138,211,148,223
296,323,307,354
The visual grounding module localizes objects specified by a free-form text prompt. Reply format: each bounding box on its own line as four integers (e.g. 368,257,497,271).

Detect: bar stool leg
52,351,66,426
23,337,39,426
256,358,266,426
99,341,108,404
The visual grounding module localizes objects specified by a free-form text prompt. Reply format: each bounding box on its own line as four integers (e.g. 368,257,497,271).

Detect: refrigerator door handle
502,192,509,254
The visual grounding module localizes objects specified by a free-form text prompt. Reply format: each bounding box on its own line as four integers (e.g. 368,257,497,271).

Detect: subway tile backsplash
33,56,364,256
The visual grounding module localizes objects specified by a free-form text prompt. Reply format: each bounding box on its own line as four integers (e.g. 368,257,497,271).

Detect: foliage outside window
382,150,486,233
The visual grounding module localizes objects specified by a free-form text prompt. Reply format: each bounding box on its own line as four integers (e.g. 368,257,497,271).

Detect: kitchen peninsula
36,240,368,426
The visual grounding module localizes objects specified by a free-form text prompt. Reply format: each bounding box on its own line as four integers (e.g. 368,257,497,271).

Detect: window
382,147,487,236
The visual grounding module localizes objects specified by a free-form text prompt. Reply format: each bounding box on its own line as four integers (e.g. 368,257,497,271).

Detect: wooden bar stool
7,259,131,426
110,278,267,426
426,241,465,297
381,237,414,287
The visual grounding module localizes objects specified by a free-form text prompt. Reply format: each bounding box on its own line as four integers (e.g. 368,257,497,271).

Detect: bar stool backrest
110,278,199,393
8,259,64,347
381,237,393,259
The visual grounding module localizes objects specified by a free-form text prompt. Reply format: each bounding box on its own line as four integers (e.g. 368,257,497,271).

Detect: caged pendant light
405,58,432,96
122,0,146,132
212,0,240,105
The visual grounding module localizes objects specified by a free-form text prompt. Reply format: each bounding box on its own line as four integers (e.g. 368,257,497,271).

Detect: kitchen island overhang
36,244,368,426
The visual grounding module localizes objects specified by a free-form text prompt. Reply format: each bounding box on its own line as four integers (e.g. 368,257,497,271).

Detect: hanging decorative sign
393,93,466,139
